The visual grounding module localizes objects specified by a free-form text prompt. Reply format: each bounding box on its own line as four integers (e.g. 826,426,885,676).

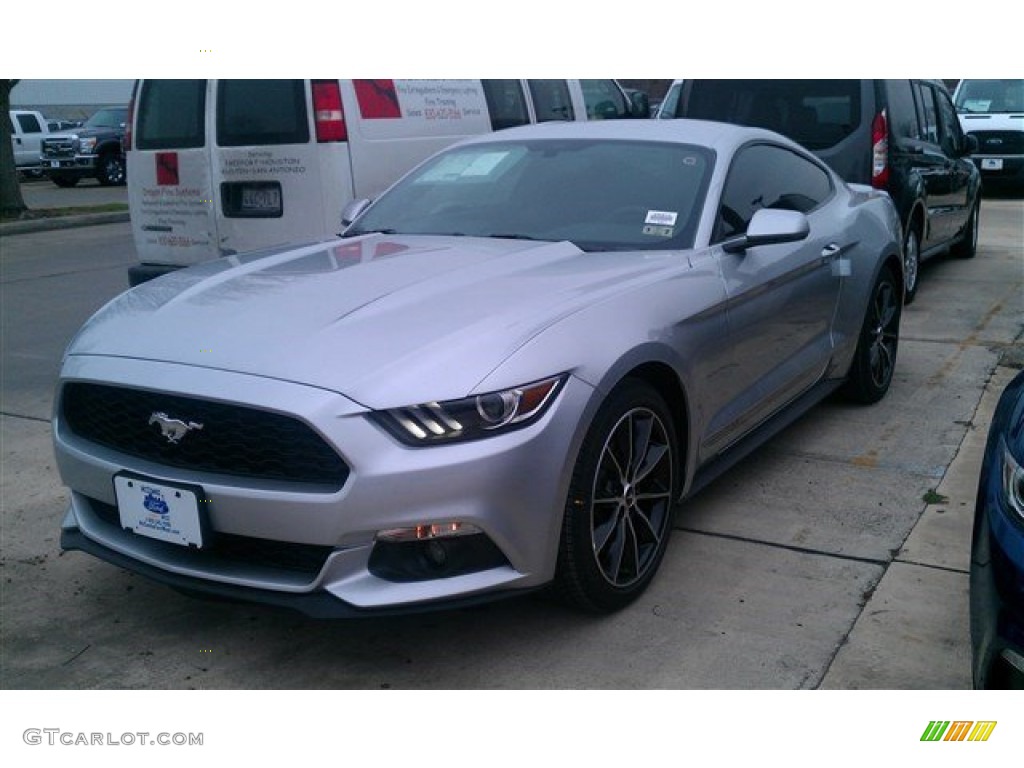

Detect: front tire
554,380,678,613
51,174,79,188
842,265,901,404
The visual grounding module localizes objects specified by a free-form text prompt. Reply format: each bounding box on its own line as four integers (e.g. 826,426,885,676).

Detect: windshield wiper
487,233,546,241
342,228,399,238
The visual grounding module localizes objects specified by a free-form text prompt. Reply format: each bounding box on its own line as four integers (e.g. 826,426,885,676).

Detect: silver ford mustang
55,120,904,616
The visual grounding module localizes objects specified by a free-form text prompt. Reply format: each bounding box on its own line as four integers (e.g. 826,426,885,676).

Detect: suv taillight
124,81,137,151
312,80,346,142
871,109,889,189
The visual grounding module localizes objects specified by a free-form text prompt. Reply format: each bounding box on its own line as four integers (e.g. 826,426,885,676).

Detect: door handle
821,243,842,259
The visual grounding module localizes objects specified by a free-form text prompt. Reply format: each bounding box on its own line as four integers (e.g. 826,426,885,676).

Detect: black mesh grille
968,130,1024,155
91,500,333,576
42,138,76,158
62,383,348,488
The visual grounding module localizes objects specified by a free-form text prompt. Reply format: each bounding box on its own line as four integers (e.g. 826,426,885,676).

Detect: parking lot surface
1,192,1021,689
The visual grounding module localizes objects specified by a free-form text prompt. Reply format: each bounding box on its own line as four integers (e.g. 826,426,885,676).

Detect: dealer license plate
114,475,204,548
241,186,282,213
981,158,1004,170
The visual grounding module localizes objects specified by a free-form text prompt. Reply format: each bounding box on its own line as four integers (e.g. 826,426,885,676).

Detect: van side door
908,82,961,250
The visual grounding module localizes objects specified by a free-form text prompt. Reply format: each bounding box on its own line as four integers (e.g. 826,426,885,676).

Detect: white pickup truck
9,109,49,177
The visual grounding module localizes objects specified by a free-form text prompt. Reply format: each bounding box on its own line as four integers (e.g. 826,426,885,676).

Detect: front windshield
347,139,714,252
955,80,1024,114
84,108,127,128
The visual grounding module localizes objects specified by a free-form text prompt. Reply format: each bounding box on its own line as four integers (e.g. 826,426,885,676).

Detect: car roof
456,118,800,156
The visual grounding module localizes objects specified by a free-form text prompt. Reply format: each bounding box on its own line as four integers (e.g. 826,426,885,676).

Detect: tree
1,79,28,218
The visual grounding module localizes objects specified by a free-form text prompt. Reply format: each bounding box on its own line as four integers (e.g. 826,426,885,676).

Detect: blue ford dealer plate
114,475,205,548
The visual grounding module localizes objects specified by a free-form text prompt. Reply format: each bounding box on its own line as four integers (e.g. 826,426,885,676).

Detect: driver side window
714,143,833,243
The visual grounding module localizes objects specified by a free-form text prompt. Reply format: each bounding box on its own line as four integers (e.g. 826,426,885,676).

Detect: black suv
658,80,982,302
41,106,127,187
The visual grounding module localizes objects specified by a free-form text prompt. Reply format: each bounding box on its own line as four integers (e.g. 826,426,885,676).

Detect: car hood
45,126,118,140
68,235,684,408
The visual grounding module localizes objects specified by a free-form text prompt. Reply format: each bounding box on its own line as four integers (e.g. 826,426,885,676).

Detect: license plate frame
221,181,283,218
114,474,207,548
981,158,1004,171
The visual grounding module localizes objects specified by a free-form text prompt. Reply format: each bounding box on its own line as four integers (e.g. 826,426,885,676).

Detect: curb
0,211,130,237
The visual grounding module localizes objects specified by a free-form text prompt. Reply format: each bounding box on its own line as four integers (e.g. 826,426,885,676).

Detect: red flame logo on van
354,80,401,119
156,152,179,186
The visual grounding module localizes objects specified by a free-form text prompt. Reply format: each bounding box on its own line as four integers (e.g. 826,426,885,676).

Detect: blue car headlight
371,375,565,446
1002,440,1024,522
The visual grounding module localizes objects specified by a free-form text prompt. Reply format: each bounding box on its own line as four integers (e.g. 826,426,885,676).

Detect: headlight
371,375,564,446
78,137,97,154
1002,441,1024,521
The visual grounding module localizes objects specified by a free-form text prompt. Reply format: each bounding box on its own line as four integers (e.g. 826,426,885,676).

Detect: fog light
376,521,480,542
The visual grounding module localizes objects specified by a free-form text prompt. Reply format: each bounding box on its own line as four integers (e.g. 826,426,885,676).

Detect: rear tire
902,226,921,305
96,153,126,186
842,266,901,404
554,379,678,613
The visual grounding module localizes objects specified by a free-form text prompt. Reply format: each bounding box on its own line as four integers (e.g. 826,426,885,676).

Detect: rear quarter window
217,80,310,147
136,80,206,150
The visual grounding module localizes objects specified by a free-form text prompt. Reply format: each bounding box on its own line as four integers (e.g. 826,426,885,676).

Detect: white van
126,79,648,285
953,79,1024,190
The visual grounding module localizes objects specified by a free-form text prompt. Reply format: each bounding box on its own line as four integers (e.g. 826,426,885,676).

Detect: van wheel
51,174,79,188
902,226,921,305
97,154,126,186
842,266,901,404
554,380,678,613
952,201,980,259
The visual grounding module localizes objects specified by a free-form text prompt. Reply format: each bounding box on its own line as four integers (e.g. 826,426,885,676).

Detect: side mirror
630,91,651,119
722,209,810,254
340,198,372,228
963,134,979,156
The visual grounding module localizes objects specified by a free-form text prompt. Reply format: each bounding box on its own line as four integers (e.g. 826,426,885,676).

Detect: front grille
91,499,333,576
62,383,349,488
968,130,1024,155
42,138,75,158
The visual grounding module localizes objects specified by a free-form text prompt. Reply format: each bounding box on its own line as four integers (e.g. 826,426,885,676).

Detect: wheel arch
597,359,694,497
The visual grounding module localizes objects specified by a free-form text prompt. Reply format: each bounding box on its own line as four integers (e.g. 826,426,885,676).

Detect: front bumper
969,155,1024,185
55,355,595,615
42,155,98,174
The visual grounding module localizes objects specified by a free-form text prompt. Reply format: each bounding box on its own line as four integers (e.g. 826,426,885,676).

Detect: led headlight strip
372,375,565,446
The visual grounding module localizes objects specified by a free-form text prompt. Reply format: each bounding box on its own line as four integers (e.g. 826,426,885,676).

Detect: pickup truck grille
41,138,76,158
967,130,1024,155
61,383,350,490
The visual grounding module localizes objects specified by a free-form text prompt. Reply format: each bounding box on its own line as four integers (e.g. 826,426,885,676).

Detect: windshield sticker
645,210,678,226
962,99,992,112
643,224,675,238
418,151,511,182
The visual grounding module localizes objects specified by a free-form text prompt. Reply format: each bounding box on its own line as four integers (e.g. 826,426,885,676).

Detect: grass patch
1,203,128,223
922,489,949,505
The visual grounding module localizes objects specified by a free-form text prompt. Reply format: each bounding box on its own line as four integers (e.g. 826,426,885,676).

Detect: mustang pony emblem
148,412,204,444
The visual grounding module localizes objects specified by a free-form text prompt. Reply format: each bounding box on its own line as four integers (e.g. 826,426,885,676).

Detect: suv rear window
684,80,862,150
136,80,206,150
217,80,309,147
